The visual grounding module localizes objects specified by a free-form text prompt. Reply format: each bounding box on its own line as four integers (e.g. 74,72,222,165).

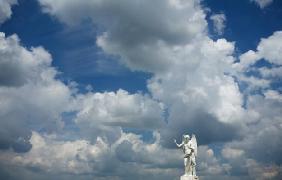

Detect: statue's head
183,134,190,143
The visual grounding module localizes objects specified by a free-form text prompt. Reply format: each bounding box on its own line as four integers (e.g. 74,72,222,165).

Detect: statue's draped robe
183,141,196,175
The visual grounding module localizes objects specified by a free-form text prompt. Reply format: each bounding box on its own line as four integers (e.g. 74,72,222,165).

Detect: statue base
180,174,198,180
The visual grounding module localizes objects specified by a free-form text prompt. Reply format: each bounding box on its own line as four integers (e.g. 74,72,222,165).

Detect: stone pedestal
180,174,198,180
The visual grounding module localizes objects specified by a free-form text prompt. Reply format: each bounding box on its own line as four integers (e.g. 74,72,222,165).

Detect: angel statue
174,134,198,179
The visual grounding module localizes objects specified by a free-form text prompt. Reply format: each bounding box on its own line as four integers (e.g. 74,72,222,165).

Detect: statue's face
183,135,190,143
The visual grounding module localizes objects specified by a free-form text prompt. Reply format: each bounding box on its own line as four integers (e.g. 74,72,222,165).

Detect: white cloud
257,31,282,65
210,13,226,35
39,0,207,72
259,66,282,78
220,91,282,178
147,37,244,146
0,131,110,174
236,75,270,92
237,31,282,69
73,89,165,143
0,0,17,24
197,146,229,176
1,130,242,179
75,89,164,129
246,159,282,179
234,50,260,71
37,0,246,151
0,131,182,179
222,147,244,160
37,0,238,98
0,31,165,152
264,90,282,101
0,32,52,86
251,0,273,8
0,30,174,179
0,32,73,152
233,31,282,91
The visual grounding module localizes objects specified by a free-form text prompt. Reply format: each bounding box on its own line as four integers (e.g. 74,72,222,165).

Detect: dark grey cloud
0,129,32,152
0,33,28,87
115,140,136,163
0,62,26,87
161,109,240,148
246,125,282,164
229,93,282,164
218,92,282,179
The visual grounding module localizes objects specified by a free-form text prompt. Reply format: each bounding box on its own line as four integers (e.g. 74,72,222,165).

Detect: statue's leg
188,157,192,175
184,157,188,174
191,156,196,176
191,162,195,175
193,166,196,176
184,157,192,175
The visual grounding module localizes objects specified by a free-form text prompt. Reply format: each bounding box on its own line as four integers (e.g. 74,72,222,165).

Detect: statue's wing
191,134,197,156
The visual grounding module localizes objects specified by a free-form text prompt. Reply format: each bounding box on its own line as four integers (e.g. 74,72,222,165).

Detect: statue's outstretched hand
174,139,177,144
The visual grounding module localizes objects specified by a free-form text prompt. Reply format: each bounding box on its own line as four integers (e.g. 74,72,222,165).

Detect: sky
0,0,282,179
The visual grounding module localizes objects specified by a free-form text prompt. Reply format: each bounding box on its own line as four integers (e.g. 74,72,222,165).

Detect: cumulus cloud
38,2,243,135
237,31,282,68
37,1,248,149
259,66,282,78
39,0,207,72
0,32,73,152
210,13,226,35
197,146,230,177
219,91,282,179
236,31,282,71
0,30,169,179
246,159,282,179
217,72,282,177
73,89,165,143
1,130,242,180
250,0,273,8
234,50,260,71
233,31,282,92
222,147,244,160
36,0,249,174
0,30,165,151
0,131,182,180
146,38,244,147
0,131,109,174
257,31,282,65
0,0,17,24
242,93,282,164
0,32,52,87
75,90,164,130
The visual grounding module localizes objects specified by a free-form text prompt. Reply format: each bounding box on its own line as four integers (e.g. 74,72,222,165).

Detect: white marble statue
174,134,198,180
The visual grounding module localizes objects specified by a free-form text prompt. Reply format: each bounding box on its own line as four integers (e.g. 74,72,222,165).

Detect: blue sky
0,0,282,179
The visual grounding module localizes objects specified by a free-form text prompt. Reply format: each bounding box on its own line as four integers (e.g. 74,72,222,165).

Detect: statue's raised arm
174,139,183,148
